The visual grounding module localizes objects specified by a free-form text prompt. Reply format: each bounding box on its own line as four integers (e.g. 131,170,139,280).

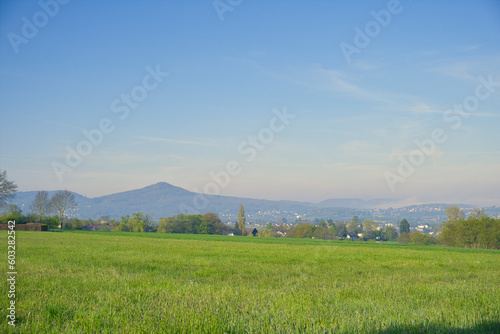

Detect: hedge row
0,223,48,231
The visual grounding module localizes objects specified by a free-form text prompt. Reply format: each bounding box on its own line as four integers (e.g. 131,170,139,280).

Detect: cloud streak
134,136,217,147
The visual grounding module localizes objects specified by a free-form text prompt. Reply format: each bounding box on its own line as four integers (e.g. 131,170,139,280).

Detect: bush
0,223,46,231
439,216,500,249
397,232,410,244
409,231,437,245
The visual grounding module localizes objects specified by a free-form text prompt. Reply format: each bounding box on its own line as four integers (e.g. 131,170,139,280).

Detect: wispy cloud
287,65,427,108
285,64,392,103
422,54,500,83
224,57,396,103
388,148,444,162
134,136,217,147
40,118,83,131
455,44,481,52
409,103,500,118
350,60,382,71
427,61,477,81
418,44,480,58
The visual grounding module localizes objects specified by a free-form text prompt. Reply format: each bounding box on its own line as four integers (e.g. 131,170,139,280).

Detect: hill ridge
10,182,492,221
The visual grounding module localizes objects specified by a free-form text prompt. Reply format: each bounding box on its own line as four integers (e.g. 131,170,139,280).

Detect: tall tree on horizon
238,204,246,236
30,191,51,223
399,219,410,234
50,190,77,229
347,216,360,234
0,170,17,208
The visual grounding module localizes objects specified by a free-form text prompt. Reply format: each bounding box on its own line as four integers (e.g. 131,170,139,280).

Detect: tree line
0,174,77,229
260,216,400,242
158,213,231,234
438,207,500,249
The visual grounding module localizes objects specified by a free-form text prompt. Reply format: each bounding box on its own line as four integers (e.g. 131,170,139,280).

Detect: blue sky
1,0,499,206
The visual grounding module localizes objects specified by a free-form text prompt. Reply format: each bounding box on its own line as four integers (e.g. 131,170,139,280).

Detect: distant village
221,204,500,235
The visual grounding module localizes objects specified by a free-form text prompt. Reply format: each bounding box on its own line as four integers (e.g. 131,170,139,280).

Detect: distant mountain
11,182,314,220
83,182,196,218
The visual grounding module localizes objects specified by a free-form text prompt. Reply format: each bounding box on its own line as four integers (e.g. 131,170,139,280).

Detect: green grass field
1,231,499,333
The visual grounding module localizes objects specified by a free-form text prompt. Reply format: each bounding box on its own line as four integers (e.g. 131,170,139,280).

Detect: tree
399,219,410,234
0,170,17,208
347,219,359,234
130,212,145,232
336,222,348,238
198,219,214,234
361,219,377,240
30,191,51,222
439,215,500,249
363,219,376,232
203,212,220,224
232,222,241,236
397,232,410,244
445,206,464,222
157,216,173,233
204,212,227,235
313,224,335,240
358,223,364,234
158,213,230,235
46,215,60,229
238,204,246,236
0,204,23,223
125,212,155,232
409,231,437,245
328,224,337,237
470,208,485,219
287,222,315,238
384,226,398,241
49,190,77,229
68,218,83,230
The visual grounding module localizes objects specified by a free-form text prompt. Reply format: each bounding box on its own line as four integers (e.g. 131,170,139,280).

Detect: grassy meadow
1,231,499,333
